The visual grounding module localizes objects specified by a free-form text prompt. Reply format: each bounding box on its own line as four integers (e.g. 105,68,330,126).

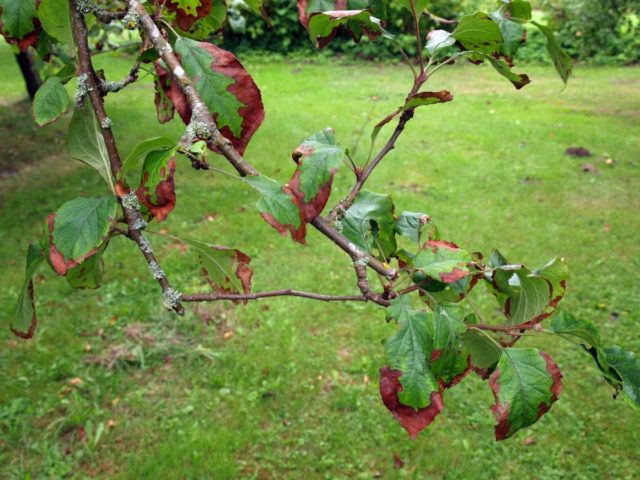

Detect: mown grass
1,42,639,479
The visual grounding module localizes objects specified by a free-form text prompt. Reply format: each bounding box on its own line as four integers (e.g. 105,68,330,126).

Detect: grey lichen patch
333,219,344,234
163,288,182,310
120,191,141,212
75,73,91,103
100,117,113,129
183,120,211,147
139,235,153,254
101,80,127,93
132,217,148,231
148,261,166,280
353,256,370,267
74,0,93,15
122,8,140,29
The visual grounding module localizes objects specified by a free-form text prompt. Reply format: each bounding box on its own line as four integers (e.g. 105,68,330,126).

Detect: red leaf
287,169,335,223
537,351,564,418
46,214,80,276
154,44,265,155
379,367,444,439
166,0,212,31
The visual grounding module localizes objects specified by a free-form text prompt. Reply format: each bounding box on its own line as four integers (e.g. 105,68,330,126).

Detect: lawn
1,41,639,479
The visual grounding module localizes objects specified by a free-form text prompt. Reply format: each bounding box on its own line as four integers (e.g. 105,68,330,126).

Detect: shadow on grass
0,99,68,179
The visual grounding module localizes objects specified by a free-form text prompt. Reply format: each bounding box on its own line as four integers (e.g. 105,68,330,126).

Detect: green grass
1,41,639,479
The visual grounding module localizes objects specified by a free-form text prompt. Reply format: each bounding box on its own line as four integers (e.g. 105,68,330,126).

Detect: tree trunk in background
14,50,42,101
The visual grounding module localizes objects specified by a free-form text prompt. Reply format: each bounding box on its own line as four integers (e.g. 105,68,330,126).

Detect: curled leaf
11,244,44,339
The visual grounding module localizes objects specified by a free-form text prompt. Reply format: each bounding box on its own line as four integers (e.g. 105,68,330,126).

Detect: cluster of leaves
5,0,639,443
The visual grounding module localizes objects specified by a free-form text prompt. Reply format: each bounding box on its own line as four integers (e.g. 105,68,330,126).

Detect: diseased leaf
170,39,265,155
187,240,253,298
66,244,106,289
68,103,115,193
307,10,383,48
0,0,37,39
244,175,306,244
403,90,453,110
413,240,472,284
33,76,70,126
46,197,117,276
453,12,503,55
487,253,568,328
385,296,437,409
341,190,397,259
380,366,444,439
486,55,530,90
11,243,44,339
489,348,562,440
427,303,470,387
532,21,572,85
462,330,502,369
166,0,212,31
38,0,72,45
153,76,175,124
135,146,178,222
289,128,344,221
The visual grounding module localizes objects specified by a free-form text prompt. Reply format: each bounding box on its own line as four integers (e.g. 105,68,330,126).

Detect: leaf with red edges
307,9,383,48
186,240,253,301
244,175,306,245
11,243,44,339
169,38,264,155
166,0,212,31
489,348,562,440
0,0,41,52
379,367,444,439
289,128,344,222
413,240,472,284
135,146,177,222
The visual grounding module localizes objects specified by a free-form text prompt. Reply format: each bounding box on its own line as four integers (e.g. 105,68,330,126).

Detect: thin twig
182,290,370,303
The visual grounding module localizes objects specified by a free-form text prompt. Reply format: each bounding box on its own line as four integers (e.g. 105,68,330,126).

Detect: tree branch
70,0,185,315
181,290,371,303
127,0,397,281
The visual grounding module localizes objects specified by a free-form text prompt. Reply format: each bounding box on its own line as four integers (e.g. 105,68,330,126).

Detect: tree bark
14,50,42,101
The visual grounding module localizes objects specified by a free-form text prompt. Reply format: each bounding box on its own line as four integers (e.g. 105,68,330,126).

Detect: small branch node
122,8,140,30
120,191,141,212
163,288,182,310
100,117,113,129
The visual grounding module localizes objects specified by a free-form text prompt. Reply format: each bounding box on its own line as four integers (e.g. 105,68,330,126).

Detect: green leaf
291,128,344,203
426,29,456,56
489,348,562,440
66,244,106,289
68,103,115,193
395,211,436,244
175,37,245,138
532,21,572,85
486,55,531,90
11,243,44,339
38,0,73,45
0,0,37,39
396,0,429,16
121,137,176,179
307,10,382,48
244,175,306,244
462,330,502,369
136,146,177,222
385,296,438,409
48,197,117,275
602,347,640,409
185,239,253,297
33,76,70,126
503,0,532,22
453,12,503,55
549,311,600,347
341,190,397,259
413,240,472,284
403,91,453,110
